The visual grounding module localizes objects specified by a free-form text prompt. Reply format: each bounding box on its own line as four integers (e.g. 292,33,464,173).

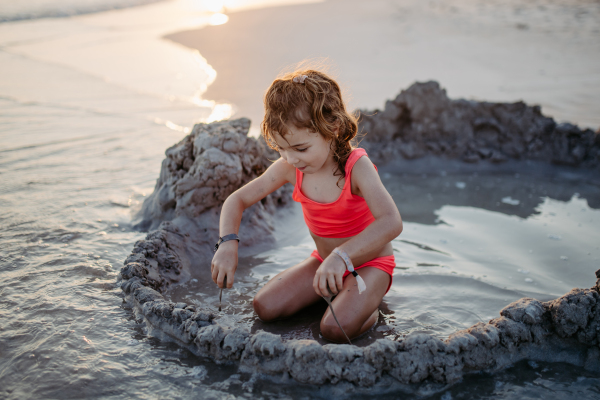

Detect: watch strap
214,234,240,252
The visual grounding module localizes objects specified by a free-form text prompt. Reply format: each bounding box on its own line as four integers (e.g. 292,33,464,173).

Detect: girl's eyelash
276,146,306,152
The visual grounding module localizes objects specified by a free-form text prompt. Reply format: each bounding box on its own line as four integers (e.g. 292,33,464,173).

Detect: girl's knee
253,292,281,322
320,308,379,343
320,315,352,343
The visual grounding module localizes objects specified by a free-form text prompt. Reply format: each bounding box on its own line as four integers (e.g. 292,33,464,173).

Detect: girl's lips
298,166,307,171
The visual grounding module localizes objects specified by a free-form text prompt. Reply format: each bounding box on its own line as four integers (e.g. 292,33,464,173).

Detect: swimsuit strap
295,167,303,190
344,148,367,176
341,148,368,195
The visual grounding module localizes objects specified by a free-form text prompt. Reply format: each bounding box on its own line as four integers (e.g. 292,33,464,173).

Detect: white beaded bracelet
332,247,367,294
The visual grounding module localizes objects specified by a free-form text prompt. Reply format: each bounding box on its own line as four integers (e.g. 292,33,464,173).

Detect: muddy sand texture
121,259,600,386
131,117,292,289
360,81,600,167
122,87,600,386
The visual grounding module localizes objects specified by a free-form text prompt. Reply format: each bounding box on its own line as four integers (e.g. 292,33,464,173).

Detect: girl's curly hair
261,69,359,186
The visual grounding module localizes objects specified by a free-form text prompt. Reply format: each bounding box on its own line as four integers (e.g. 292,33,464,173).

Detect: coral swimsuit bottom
292,148,395,293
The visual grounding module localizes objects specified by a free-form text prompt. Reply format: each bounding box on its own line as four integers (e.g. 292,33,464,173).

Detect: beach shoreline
165,0,600,135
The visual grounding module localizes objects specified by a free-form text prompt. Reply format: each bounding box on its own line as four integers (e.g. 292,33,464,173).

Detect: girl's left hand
313,254,346,297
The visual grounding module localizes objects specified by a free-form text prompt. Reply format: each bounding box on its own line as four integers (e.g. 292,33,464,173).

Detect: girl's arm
211,158,295,289
313,156,403,296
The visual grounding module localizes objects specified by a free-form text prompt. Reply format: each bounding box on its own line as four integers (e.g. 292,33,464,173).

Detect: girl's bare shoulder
350,155,379,195
264,157,296,186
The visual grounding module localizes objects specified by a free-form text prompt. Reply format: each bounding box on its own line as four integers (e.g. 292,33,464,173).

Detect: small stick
323,291,352,345
219,276,227,312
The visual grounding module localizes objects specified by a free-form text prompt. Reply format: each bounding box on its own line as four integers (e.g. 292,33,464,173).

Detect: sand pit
119,83,599,387
121,269,600,386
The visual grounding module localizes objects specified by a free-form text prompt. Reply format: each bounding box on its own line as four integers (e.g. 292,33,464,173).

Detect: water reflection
380,161,600,225
209,13,229,25
426,360,600,400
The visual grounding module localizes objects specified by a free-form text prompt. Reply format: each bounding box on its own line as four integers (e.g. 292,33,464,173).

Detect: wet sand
166,0,600,134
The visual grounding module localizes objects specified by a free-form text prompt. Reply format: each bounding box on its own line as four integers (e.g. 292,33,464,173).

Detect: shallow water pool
167,159,600,352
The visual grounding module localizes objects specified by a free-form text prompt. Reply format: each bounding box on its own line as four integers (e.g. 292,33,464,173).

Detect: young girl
211,70,403,343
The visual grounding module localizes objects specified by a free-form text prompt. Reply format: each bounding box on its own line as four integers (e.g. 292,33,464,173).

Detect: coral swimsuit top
292,148,376,238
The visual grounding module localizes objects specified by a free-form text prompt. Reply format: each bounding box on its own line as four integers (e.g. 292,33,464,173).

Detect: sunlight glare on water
209,12,229,25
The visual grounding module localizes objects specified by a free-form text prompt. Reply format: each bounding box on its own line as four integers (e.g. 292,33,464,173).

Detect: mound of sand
360,81,600,167
131,117,292,290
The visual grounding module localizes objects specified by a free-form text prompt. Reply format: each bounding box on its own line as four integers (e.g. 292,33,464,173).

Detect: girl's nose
281,151,298,165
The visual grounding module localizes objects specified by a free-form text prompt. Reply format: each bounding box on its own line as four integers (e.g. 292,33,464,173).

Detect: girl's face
272,125,334,174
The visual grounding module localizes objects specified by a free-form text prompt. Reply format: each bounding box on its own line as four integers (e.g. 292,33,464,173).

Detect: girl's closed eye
296,147,308,152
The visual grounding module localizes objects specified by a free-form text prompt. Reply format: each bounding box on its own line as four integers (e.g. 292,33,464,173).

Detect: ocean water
1,0,600,398
0,0,167,22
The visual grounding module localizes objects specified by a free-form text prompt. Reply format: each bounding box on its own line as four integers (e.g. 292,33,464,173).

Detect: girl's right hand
211,241,238,289
313,253,346,297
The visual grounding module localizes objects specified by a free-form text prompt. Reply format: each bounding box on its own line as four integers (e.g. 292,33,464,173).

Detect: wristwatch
214,234,240,252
